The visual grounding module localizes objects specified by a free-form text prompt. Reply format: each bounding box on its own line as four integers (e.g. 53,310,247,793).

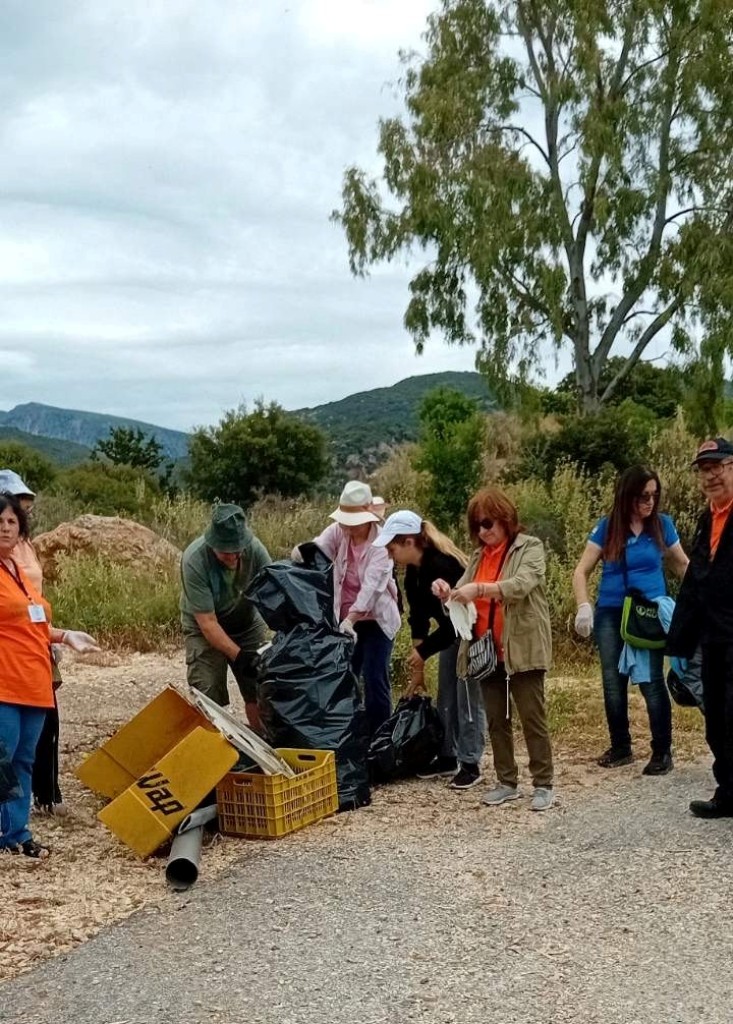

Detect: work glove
339,618,356,638
62,630,101,653
574,603,594,638
290,544,304,563
229,648,252,672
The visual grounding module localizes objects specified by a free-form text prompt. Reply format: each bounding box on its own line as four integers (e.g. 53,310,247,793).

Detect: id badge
28,603,47,623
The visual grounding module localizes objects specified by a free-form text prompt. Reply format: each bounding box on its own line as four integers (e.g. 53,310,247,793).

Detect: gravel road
1,761,731,1024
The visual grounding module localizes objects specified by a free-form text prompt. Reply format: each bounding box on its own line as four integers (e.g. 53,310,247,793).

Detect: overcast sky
0,0,485,432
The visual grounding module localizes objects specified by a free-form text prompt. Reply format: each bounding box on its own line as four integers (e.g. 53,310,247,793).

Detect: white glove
62,630,101,653
339,618,356,638
574,603,594,638
290,545,304,563
446,599,477,641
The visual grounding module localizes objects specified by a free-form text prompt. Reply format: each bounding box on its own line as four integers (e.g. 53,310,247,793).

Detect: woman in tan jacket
433,487,554,811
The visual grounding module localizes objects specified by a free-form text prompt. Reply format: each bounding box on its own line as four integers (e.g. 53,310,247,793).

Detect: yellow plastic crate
216,749,338,839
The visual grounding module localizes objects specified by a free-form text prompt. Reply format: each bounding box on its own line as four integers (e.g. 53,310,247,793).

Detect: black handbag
620,552,666,650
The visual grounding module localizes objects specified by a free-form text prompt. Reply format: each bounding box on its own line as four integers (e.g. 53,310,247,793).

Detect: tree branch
592,45,678,374
598,296,683,404
487,124,549,165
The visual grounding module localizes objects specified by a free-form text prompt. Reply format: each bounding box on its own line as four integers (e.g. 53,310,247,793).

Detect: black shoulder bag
619,547,666,650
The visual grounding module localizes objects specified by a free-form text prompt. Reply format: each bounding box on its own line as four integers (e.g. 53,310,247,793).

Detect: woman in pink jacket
307,481,401,735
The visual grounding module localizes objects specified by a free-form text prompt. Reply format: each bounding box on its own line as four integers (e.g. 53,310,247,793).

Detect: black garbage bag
367,695,444,784
247,546,370,810
667,648,704,712
248,542,336,632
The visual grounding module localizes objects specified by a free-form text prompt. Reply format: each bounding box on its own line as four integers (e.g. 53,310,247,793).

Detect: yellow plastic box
76,687,238,858
216,749,338,840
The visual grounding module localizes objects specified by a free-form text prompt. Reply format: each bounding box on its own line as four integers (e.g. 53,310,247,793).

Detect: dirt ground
0,649,708,985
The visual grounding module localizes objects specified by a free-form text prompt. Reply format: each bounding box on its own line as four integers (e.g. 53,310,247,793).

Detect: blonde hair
392,518,468,567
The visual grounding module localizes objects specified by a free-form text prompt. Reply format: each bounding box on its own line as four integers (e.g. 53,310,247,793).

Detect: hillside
0,402,189,460
1,372,494,478
0,426,91,467
297,371,495,473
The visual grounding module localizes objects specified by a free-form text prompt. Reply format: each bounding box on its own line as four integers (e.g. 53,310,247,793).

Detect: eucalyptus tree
335,0,733,412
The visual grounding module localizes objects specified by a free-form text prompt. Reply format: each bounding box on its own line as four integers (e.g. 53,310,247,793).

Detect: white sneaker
530,787,554,811
481,784,521,806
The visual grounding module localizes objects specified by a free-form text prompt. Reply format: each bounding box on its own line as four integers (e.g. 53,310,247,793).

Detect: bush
47,553,180,651
0,441,57,492
249,495,334,559
51,462,161,517
188,401,329,508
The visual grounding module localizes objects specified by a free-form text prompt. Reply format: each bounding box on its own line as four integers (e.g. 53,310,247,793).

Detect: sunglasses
636,490,659,505
476,518,495,531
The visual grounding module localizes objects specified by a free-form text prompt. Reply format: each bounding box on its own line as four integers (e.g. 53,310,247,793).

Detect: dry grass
0,650,708,986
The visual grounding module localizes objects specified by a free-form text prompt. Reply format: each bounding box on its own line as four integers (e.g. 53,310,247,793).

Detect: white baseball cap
372,510,422,546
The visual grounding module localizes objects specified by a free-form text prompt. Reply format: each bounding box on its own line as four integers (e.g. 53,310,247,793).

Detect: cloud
0,0,481,430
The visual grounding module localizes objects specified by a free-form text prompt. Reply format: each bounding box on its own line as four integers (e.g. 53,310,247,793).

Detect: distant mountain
0,426,92,467
297,371,495,475
0,372,493,478
0,402,190,460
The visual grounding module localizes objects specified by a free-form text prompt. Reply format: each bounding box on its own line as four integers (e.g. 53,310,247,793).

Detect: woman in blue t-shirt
572,466,689,774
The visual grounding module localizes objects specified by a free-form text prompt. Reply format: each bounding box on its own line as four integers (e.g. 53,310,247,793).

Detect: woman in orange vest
0,494,99,858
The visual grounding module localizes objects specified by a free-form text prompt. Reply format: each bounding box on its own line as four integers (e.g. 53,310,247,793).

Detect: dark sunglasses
477,518,495,531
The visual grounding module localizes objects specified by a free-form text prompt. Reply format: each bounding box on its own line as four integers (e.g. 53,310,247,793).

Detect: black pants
32,699,62,810
701,643,733,804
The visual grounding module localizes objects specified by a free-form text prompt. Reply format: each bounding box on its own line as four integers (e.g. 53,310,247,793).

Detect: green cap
204,503,251,553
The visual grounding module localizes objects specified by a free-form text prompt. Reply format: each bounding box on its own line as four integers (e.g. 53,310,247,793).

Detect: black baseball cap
691,437,733,466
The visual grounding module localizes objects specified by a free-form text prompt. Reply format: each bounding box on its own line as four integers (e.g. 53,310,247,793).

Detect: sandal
11,839,51,859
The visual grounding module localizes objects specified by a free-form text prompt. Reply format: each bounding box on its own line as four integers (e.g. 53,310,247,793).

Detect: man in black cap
668,437,733,817
180,503,270,731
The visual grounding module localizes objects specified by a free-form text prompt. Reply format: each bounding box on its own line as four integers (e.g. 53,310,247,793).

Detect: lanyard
0,558,32,599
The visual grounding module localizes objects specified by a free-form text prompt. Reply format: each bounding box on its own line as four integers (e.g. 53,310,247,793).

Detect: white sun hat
0,469,35,498
329,480,381,526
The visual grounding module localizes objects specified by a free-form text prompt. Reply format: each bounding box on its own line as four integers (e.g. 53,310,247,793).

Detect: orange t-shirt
710,498,733,558
0,560,54,708
473,542,508,654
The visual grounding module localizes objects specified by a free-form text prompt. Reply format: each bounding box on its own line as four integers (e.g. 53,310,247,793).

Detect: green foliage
250,495,335,560
413,387,484,528
47,553,179,651
557,358,684,420
0,441,57,492
51,461,161,517
0,427,90,467
149,493,211,550
92,426,167,473
335,0,733,413
298,370,495,480
188,401,329,508
517,402,659,480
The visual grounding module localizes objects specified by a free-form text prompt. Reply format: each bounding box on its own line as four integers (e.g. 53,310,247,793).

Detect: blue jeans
352,621,394,736
438,642,485,766
594,606,671,755
0,702,47,848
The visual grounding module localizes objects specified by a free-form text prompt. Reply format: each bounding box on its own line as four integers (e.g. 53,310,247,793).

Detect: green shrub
51,462,161,517
47,553,180,651
0,441,57,491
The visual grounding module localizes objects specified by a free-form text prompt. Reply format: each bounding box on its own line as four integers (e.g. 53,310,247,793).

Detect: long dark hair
603,466,663,562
